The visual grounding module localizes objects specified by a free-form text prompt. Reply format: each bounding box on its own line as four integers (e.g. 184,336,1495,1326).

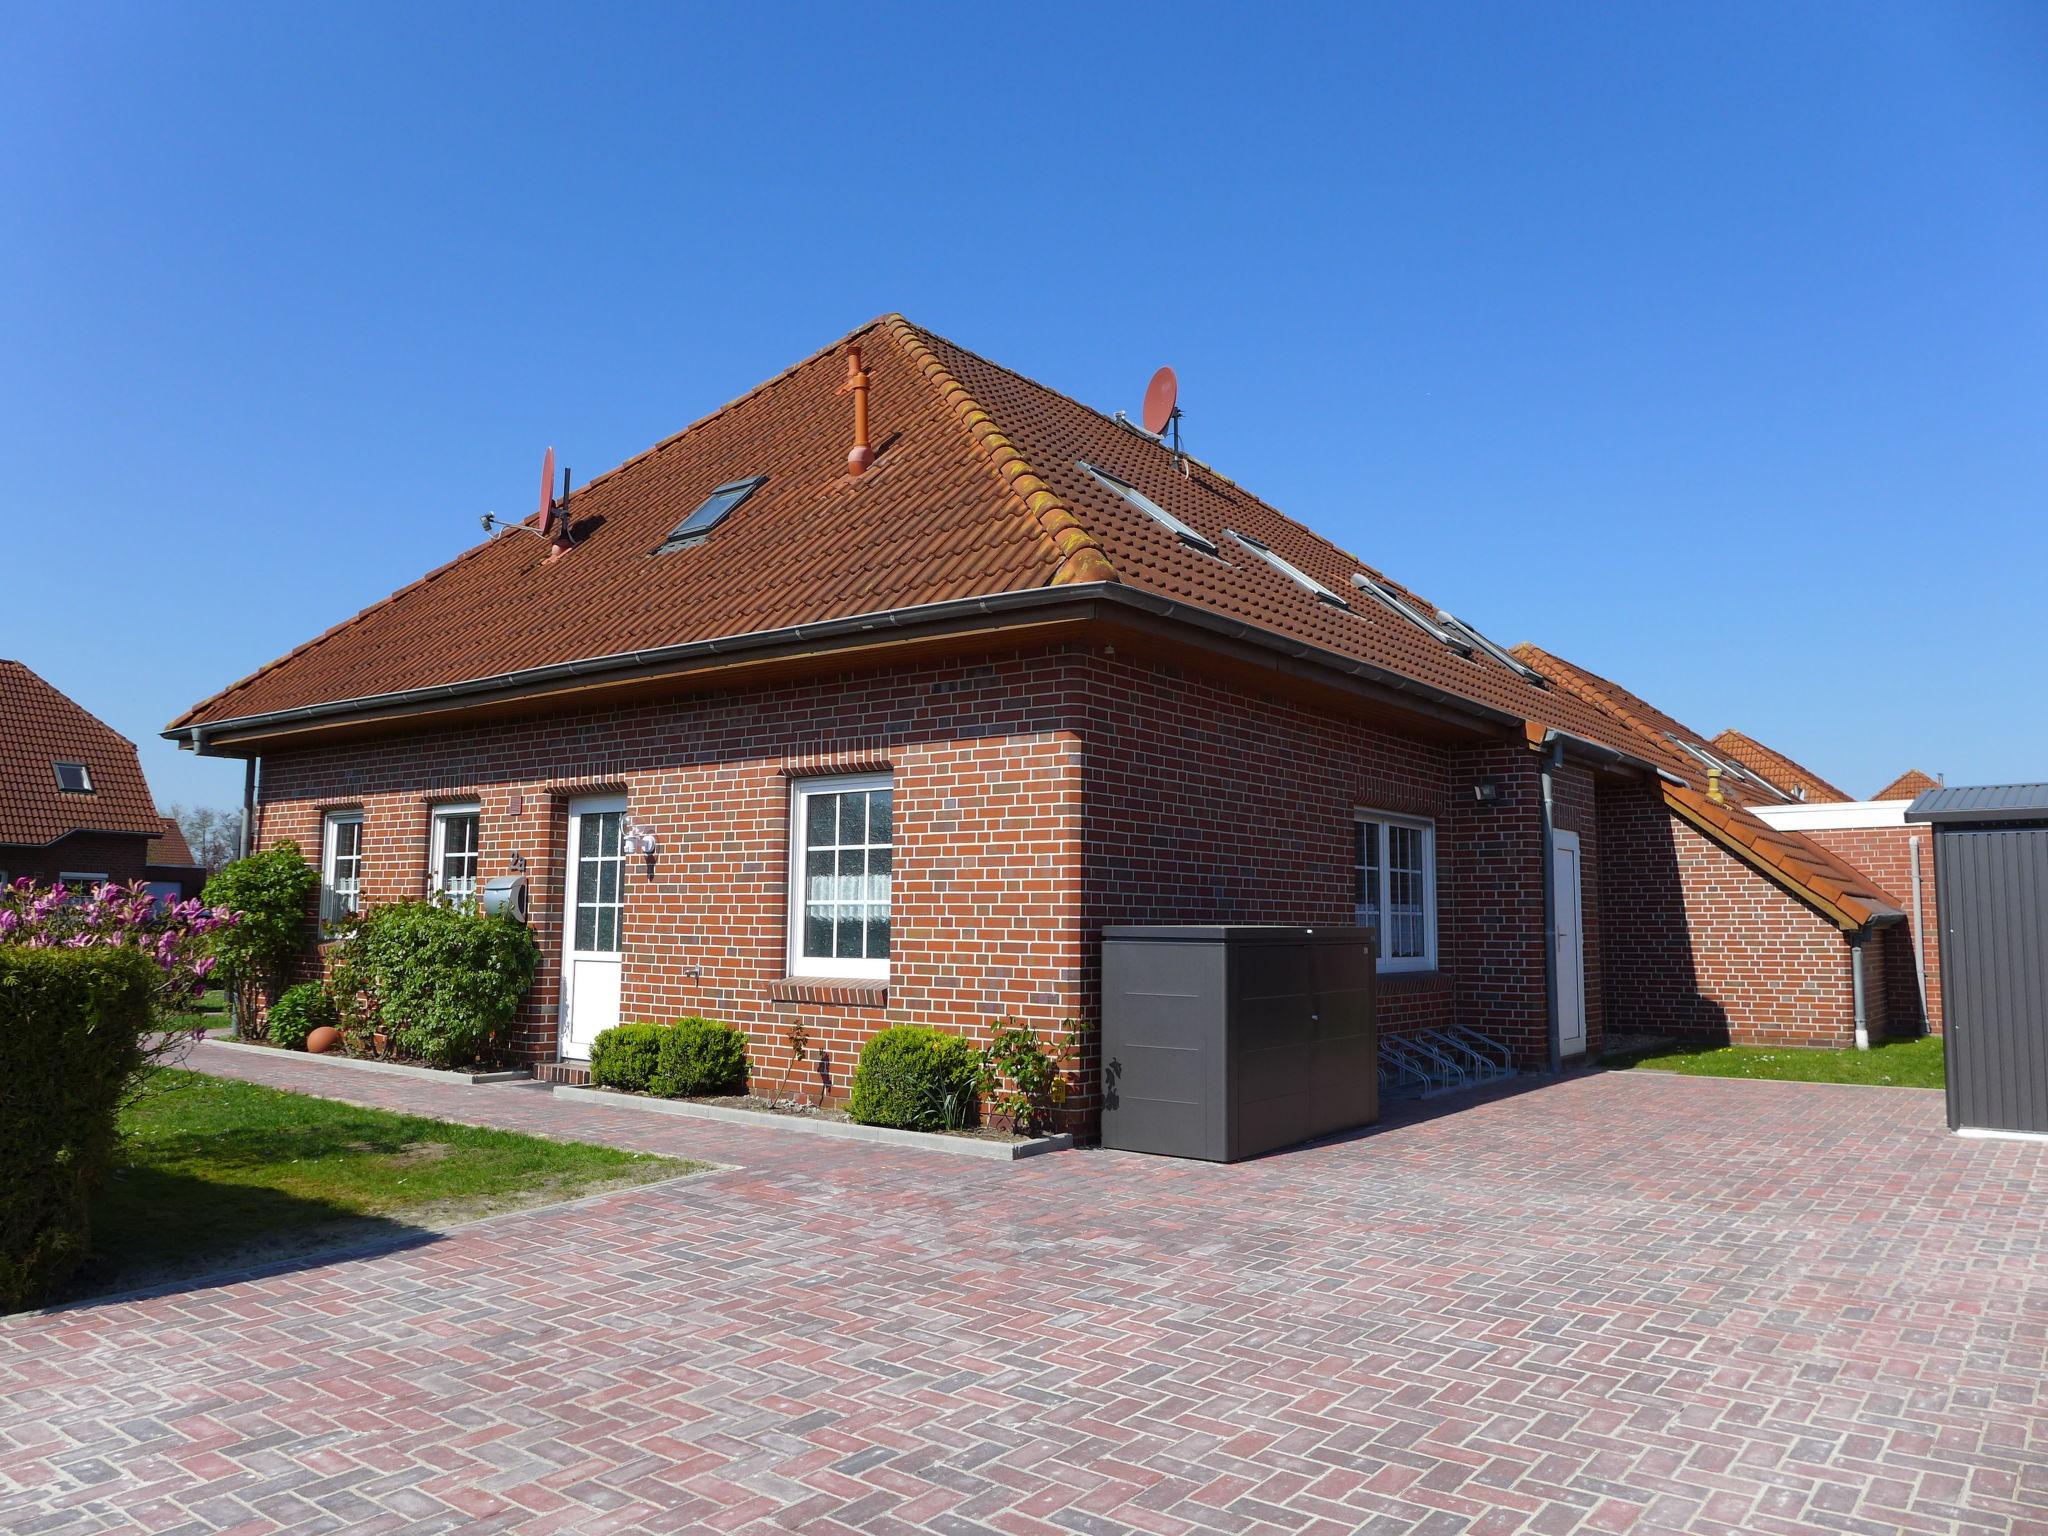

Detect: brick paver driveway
4,1047,2044,1536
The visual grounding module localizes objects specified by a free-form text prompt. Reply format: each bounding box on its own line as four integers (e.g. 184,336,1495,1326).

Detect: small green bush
847,1025,981,1131
201,842,321,1037
0,946,160,1311
265,983,337,1052
590,1022,666,1092
330,901,540,1067
648,1018,748,1098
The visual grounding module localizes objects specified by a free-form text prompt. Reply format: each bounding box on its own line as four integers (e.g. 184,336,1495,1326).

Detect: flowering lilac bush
0,878,238,1021
0,880,239,1308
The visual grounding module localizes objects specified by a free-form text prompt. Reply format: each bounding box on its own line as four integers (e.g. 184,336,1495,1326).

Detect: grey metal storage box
1907,784,2048,1139
1100,925,1377,1161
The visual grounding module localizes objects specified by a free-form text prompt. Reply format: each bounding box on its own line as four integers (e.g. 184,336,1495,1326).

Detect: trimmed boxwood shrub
265,982,337,1052
847,1025,981,1131
647,1018,748,1098
0,945,159,1311
590,1022,666,1092
330,901,540,1067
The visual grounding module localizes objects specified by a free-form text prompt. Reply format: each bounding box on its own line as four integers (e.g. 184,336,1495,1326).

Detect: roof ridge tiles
882,318,1117,587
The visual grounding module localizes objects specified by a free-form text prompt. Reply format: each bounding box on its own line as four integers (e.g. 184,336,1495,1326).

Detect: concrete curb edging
551,1084,1073,1160
197,1037,532,1086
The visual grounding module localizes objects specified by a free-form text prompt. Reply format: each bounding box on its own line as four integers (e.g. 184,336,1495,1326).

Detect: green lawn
164,986,234,1035
1609,1035,1945,1088
68,1070,697,1301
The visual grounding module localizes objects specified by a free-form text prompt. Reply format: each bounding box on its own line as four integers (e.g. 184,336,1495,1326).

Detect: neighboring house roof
1905,783,2048,825
1509,645,1902,930
167,316,1660,772
148,816,201,870
1708,729,1852,804
1874,768,1939,801
0,660,166,848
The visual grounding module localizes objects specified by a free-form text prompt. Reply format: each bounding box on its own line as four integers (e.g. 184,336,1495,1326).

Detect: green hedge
648,1018,748,1098
589,1022,665,1092
847,1025,981,1131
0,946,160,1311
330,902,539,1067
265,983,336,1052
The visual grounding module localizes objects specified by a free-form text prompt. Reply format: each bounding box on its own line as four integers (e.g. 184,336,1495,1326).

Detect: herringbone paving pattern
3,1044,2043,1535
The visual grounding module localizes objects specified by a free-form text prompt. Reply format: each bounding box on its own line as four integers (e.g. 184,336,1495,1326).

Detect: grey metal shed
1100,925,1377,1161
1906,784,2048,1139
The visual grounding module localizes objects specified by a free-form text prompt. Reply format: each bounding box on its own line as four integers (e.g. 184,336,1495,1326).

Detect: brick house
166,317,1926,1120
2,659,204,899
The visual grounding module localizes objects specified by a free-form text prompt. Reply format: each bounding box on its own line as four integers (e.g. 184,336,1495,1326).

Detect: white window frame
429,802,482,904
787,772,893,980
1352,810,1437,973
59,871,110,890
321,811,365,931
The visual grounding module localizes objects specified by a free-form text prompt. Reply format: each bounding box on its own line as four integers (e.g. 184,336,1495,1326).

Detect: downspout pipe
1909,836,1930,1030
1850,929,1871,1050
240,756,260,860
1539,736,1564,1074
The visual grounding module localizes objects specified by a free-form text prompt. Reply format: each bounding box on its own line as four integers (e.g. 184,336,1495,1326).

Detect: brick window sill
1376,969,1447,993
769,977,889,1007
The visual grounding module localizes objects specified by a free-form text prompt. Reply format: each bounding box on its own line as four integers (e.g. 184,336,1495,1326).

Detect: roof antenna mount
1142,366,1185,475
479,445,574,553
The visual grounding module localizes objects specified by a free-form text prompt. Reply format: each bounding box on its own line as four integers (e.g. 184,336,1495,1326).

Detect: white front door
1551,828,1587,1057
560,795,627,1059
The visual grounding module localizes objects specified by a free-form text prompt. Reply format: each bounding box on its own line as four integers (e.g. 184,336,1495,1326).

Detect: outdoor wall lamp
1473,780,1501,806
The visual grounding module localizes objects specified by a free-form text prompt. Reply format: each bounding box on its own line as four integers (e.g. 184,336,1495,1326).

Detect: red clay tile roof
1,660,166,847
1709,729,1852,804
147,816,200,869
171,316,1662,771
1505,646,1903,929
1873,768,1939,802
1662,781,1903,929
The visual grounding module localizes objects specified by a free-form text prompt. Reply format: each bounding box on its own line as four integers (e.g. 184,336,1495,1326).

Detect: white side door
560,794,627,1059
1551,829,1587,1057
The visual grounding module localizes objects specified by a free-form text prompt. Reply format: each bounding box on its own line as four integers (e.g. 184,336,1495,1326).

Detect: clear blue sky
5,2,2042,809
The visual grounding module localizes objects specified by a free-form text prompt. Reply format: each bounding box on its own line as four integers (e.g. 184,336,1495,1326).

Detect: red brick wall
1596,782,1869,1047
0,830,155,888
1800,823,1940,1035
1069,653,1564,1067
253,642,1589,1126
258,649,1089,1103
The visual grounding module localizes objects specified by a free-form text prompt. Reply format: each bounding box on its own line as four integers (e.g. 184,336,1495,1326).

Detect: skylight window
1664,735,1780,795
1225,531,1349,607
1350,573,1468,653
1077,461,1217,554
655,475,766,553
1433,610,1548,685
53,761,92,793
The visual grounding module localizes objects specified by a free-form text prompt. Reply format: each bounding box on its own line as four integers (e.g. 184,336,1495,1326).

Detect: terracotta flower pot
305,1025,341,1054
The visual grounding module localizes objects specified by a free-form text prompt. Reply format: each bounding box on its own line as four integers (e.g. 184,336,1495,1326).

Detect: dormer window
53,762,92,793
1225,531,1349,607
655,476,766,553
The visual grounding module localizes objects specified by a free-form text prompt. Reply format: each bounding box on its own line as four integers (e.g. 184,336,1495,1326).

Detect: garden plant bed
41,1069,703,1308
1605,1033,1945,1088
198,1035,531,1085
552,1083,1074,1160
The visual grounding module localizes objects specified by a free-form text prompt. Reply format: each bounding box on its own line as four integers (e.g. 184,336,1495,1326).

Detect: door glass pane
836,912,862,958
865,913,889,959
573,810,626,955
868,790,892,844
807,792,837,845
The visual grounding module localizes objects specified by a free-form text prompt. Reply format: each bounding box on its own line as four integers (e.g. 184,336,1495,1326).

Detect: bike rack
1377,1025,1518,1100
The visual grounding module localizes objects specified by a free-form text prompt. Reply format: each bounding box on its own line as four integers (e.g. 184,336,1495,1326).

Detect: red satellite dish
537,446,557,533
1142,366,1178,437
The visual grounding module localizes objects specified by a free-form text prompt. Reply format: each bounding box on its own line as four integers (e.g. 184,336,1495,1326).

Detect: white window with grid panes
321,811,364,931
1353,811,1436,972
788,773,893,979
430,804,481,904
